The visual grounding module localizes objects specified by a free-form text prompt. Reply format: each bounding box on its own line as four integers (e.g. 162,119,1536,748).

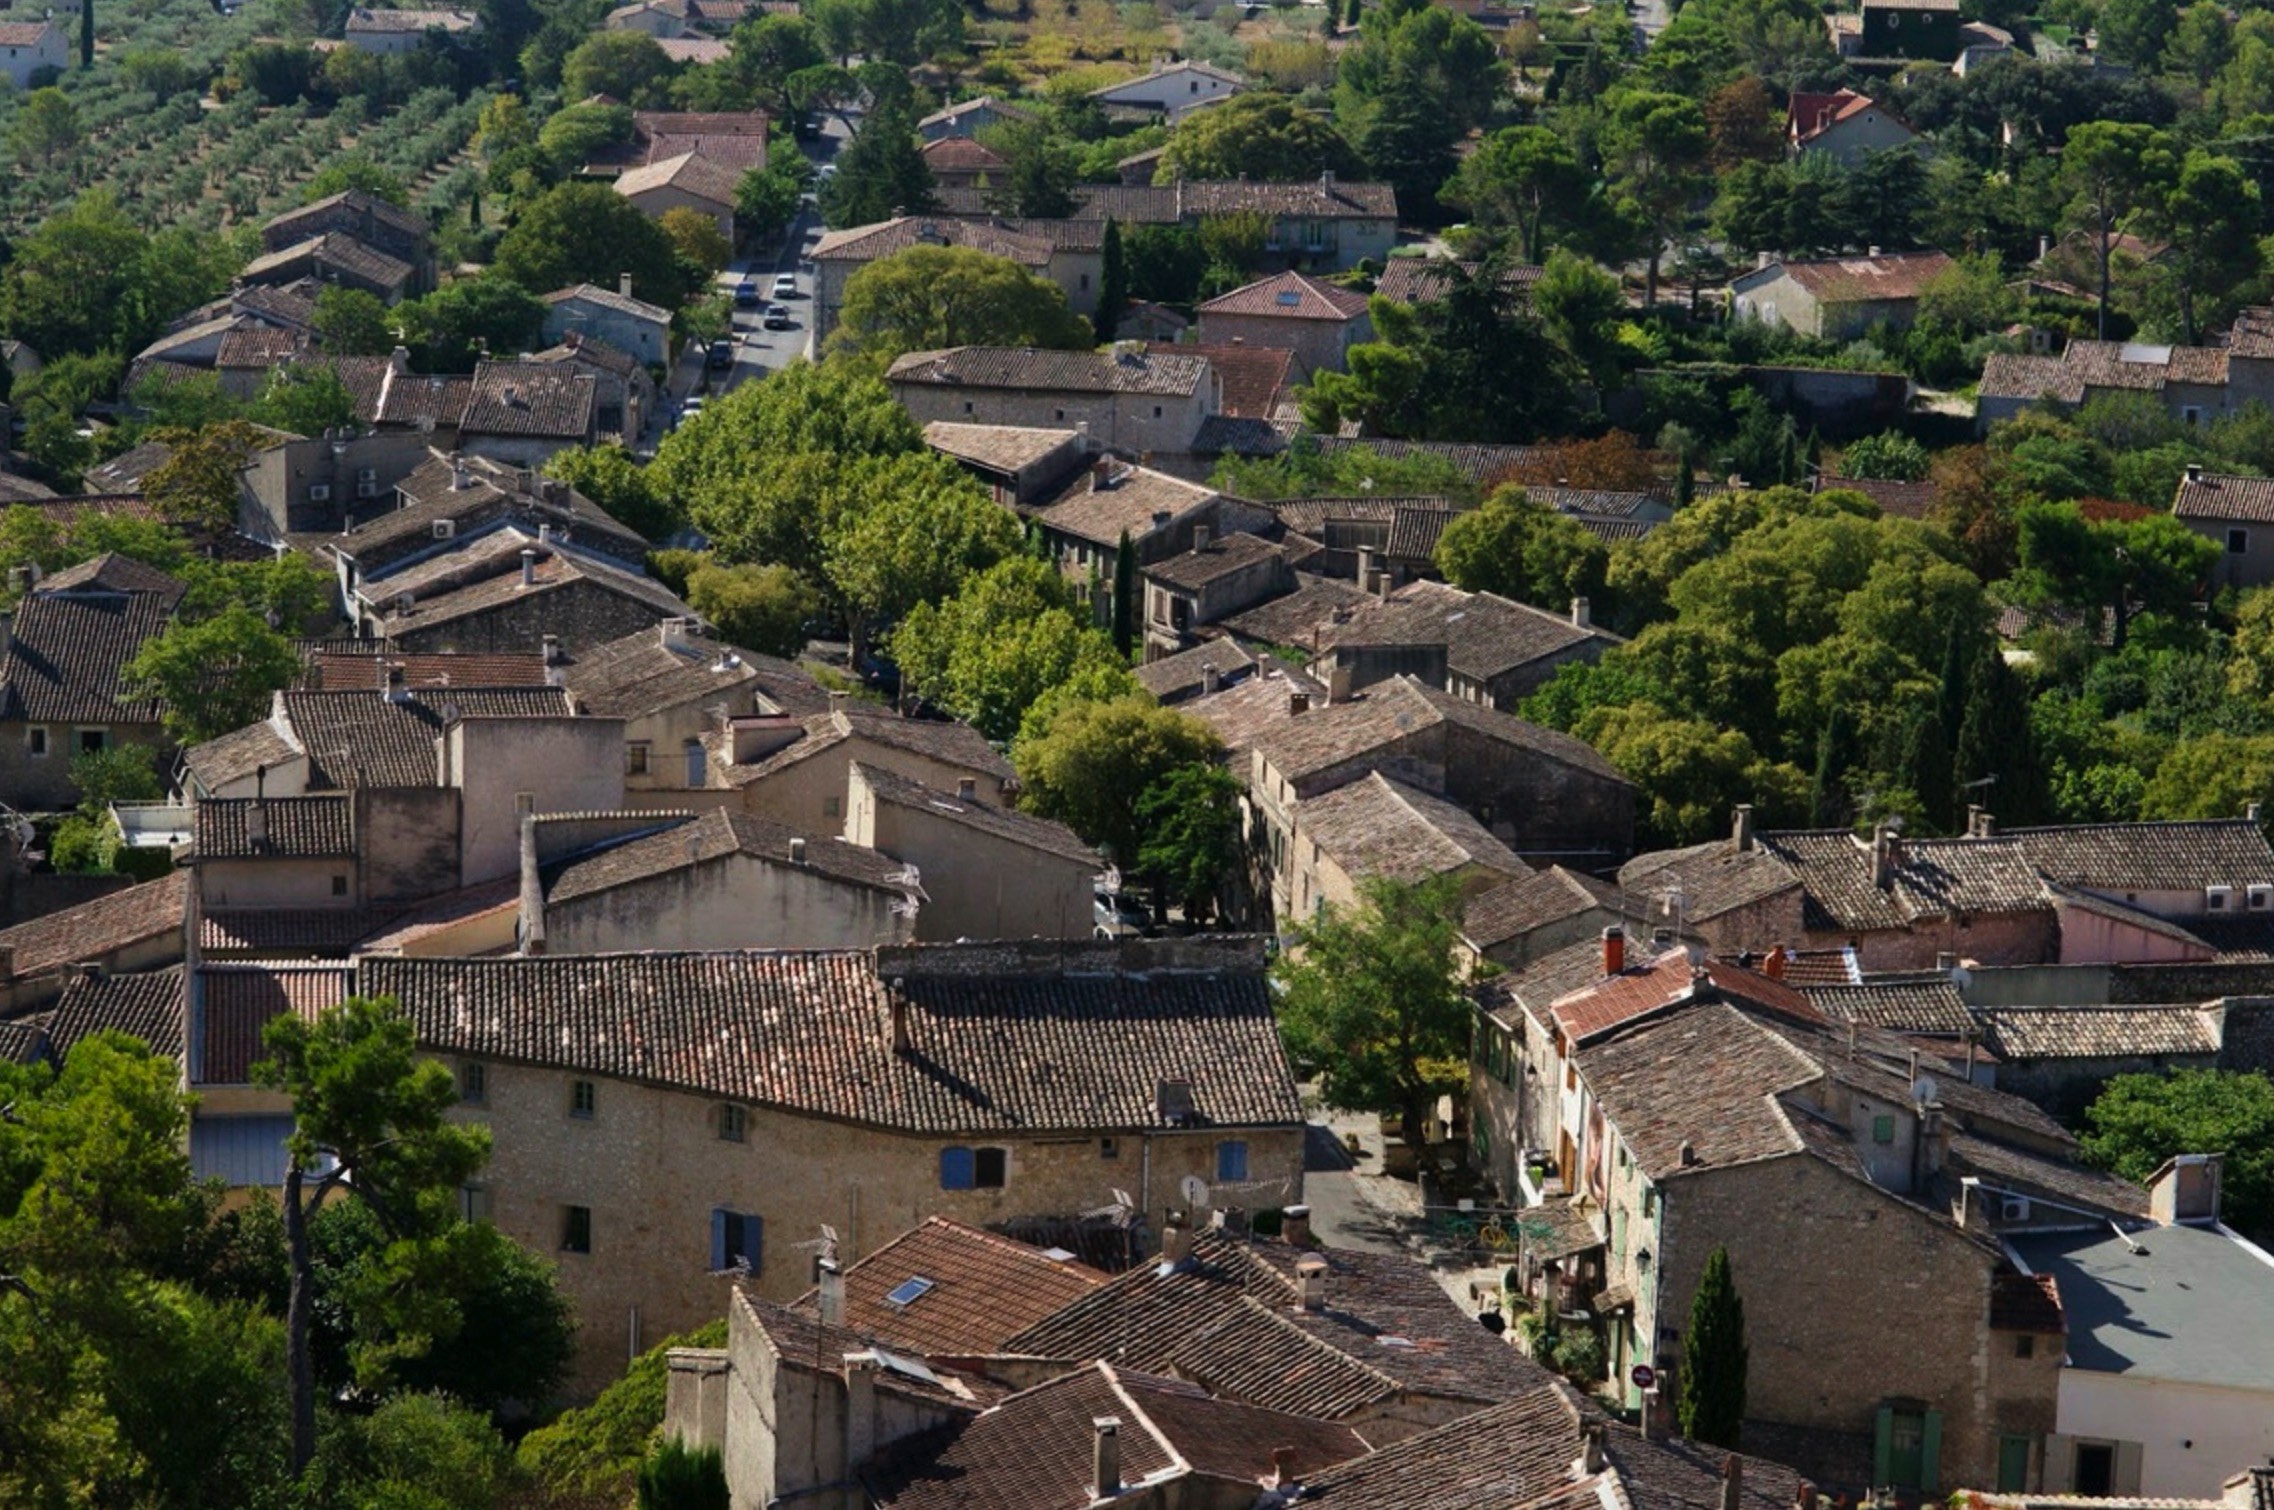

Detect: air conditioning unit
431,520,455,540
2250,884,2273,912
355,482,380,499
2000,1195,2031,1223
357,467,378,483
307,483,331,502
2208,884,2237,913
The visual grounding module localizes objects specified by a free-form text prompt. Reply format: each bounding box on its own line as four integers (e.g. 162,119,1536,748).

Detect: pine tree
1678,1246,1748,1450
1097,219,1128,343
1111,529,1137,660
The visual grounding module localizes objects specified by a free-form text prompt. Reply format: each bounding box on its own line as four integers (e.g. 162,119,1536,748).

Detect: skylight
1275,290,1303,306
885,1276,935,1308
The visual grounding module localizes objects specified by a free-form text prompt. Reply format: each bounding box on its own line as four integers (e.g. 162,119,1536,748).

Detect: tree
546,442,678,541
684,561,822,657
1110,530,1136,659
818,102,935,228
249,366,359,436
394,275,549,370
823,453,1022,634
2099,0,2180,69
79,0,91,68
2084,1069,2274,1241
123,605,304,746
495,182,696,312
2149,149,2262,344
302,156,410,205
1952,642,2044,827
1678,1247,1748,1449
1439,125,1584,262
1532,249,1625,386
1580,702,1807,845
312,286,395,356
660,205,733,274
1703,77,1782,170
1836,432,1931,481
253,996,492,1477
2059,123,2176,340
143,420,266,534
981,119,1081,218
1604,92,1710,308
1434,486,1608,611
892,557,1135,740
1096,219,1128,342
1015,694,1223,871
736,159,812,246
4,194,238,360
517,1320,727,1503
1160,93,1359,183
538,100,635,173
1274,874,1471,1149
1135,763,1243,922
1358,65,1461,222
13,88,80,168
831,244,1092,364
562,29,674,105
724,13,827,112
639,1439,730,1510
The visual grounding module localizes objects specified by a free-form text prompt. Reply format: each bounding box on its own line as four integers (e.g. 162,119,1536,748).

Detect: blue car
733,278,761,308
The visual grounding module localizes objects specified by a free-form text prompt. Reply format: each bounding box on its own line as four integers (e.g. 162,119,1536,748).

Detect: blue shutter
1217,1140,1248,1181
710,1208,727,1271
741,1213,764,1275
940,1146,975,1190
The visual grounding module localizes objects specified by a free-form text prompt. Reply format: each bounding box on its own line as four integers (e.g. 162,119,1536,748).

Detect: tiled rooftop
796,1215,1107,1355
852,761,1099,866
0,873,186,978
0,557,185,724
195,795,355,860
280,686,575,788
1198,270,1371,322
1298,771,1526,887
545,809,912,902
888,346,1209,397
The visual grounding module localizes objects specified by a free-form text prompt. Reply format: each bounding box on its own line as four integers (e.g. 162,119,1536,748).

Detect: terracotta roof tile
195,795,355,859
1804,975,1975,1035
888,346,1208,397
852,760,1098,866
0,558,185,724
1370,257,1543,306
461,361,596,440
1978,1004,2221,1059
798,1215,1108,1354
1198,270,1371,322
279,686,575,787
740,1291,1003,1408
1749,250,1953,304
1216,573,1372,650
309,650,551,690
46,966,185,1063
199,907,404,955
922,421,1082,477
812,216,1054,267
1031,462,1219,548
545,808,911,902
1145,341,1292,419
1316,579,1616,684
0,874,186,977
1820,474,1939,519
195,963,350,1083
2173,471,2274,523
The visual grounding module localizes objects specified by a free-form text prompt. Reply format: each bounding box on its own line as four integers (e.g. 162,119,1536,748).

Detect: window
331,874,348,897
1054,408,1066,421
2184,405,2204,426
76,729,106,756
627,742,650,776
824,795,842,818
2232,528,2251,555
963,401,974,415
2074,1443,2115,1497
974,1147,1007,1187
460,1183,491,1223
1080,273,1091,290
1100,1136,1119,1159
710,1207,763,1272
570,1079,596,1119
1872,1114,1896,1144
718,1104,746,1143
459,1061,487,1105
561,1205,592,1253
1152,405,1163,419
25,728,45,758
2015,1334,2034,1358
1217,1140,1249,1181
940,1145,1007,1189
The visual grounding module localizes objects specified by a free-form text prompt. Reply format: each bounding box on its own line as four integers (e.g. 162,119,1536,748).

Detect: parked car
679,395,706,421
1093,891,1150,939
771,273,799,299
733,278,761,307
707,338,734,370
763,303,794,330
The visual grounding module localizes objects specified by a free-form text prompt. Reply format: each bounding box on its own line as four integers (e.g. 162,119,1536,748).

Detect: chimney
1282,1203,1311,1246
816,1257,844,1326
1159,1217,1192,1270
1679,1140,1698,1167
1731,803,1754,854
619,272,634,298
842,1354,878,1470
2252,801,2265,825
1919,1104,1947,1179
519,548,537,587
1756,249,1772,270
1092,1418,1123,1501
1294,1254,1328,1309
1797,1487,1818,1510
2038,233,2052,260
1720,1453,1743,1510
1866,245,1882,257
1327,659,1354,705
1288,690,1310,716
789,836,807,865
450,453,470,490
1763,944,1787,980
389,343,410,372
246,801,269,849
542,633,563,667
1192,524,1211,553
1966,804,1995,838
1576,1422,1607,1477
888,994,909,1054
2186,461,2205,483
0,945,15,986
383,662,410,702
1200,663,1221,696
1570,595,1590,629
1602,925,1625,976
1320,168,1335,189
1356,546,1375,587
2149,1152,2224,1225
1871,823,1898,889
1151,509,1171,531
0,609,12,660
957,777,977,801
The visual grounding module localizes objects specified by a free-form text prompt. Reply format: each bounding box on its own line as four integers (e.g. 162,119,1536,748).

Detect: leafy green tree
1014,694,1223,873
1273,873,1472,1148
120,48,204,96
661,205,735,275
303,1391,518,1509
1159,92,1359,183
2011,502,2219,649
1580,702,1806,846
1357,66,1460,222
819,102,936,228
123,604,304,745
831,244,1092,364
2143,733,2274,823
312,286,395,356
1531,249,1625,387
736,158,814,246
1110,530,1136,659
892,556,1135,740
1096,219,1128,342
2083,1070,2274,1241
394,275,549,370
143,420,267,533
495,183,697,311
563,29,674,105
685,561,822,657
1678,1246,1748,1449
1122,223,1209,306
12,87,80,167
538,100,635,173
980,119,1082,218
2149,149,2262,344
2059,123,2177,340
255,996,493,1477
302,156,410,205
639,1438,730,1510
1434,486,1608,611
1602,91,1710,307
1836,432,1931,481
1438,124,1583,262
2099,0,2180,69
3,194,240,360
547,442,678,541
1136,763,1244,923
724,13,827,113
518,1321,727,1503
250,366,359,436
824,454,1021,636
1214,436,1469,500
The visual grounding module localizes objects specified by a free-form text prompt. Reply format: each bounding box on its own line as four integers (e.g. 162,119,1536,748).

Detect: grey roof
183,719,304,792
0,558,186,724
888,346,1208,397
2012,1224,2274,1391
852,760,1099,866
460,361,596,439
1462,866,1627,951
1317,580,1617,684
2009,819,2274,891
358,942,1299,1134
1977,1005,2222,1060
1132,637,1258,702
1143,531,1283,591
1804,975,1976,1036
561,626,828,721
1216,572,1374,650
1300,772,1527,887
545,809,911,902
195,796,355,859
280,687,575,788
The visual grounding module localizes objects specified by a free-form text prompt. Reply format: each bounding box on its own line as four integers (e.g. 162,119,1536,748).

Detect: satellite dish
1911,1075,1940,1107
1180,1174,1209,1208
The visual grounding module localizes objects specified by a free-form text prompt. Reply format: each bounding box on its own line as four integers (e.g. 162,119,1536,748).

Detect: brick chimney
1871,823,1900,889
1720,1452,1743,1510
1602,925,1625,976
1762,944,1787,980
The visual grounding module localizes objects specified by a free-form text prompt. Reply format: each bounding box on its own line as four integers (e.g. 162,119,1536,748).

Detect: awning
1594,1283,1636,1314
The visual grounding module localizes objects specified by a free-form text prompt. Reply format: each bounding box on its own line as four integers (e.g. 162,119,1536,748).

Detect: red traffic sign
1630,1364,1657,1390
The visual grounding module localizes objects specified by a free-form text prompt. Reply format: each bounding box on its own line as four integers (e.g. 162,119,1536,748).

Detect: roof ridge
1102,1363,1191,1481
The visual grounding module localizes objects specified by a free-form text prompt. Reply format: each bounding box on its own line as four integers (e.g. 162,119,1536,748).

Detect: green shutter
1873,1406,1894,1487
1921,1410,1943,1493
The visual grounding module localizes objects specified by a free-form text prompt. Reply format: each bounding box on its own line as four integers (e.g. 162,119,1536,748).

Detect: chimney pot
1679,1139,1698,1167
1282,1204,1311,1246
1602,925,1625,976
1159,1218,1192,1270
519,548,537,587
2186,461,2205,483
1570,595,1591,629
542,633,563,666
1092,1418,1123,1501
1294,1254,1328,1309
789,836,807,865
619,271,634,298
1763,944,1787,980
1288,690,1310,716
384,661,409,701
1200,663,1221,695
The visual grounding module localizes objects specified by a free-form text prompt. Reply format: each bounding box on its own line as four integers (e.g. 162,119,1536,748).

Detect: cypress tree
80,0,92,69
1097,219,1127,343
1678,1246,1748,1450
1953,645,2042,826
1111,529,1137,659
1805,425,1823,478
1777,423,1800,487
1809,709,1845,828
1672,445,1695,509
1901,702,1953,835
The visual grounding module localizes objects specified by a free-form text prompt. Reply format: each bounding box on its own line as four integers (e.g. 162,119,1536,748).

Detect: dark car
707,339,734,370
732,278,761,308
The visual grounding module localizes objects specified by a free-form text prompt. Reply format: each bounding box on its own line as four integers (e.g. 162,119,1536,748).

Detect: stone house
0,555,185,811
701,702,1015,834
842,761,1096,941
0,872,187,1016
1459,863,1645,969
1785,89,1921,167
1277,770,1530,918
528,335,657,445
811,218,1100,345
1312,581,1622,711
455,360,598,468
1131,636,1259,704
236,428,436,540
614,151,739,241
1089,60,1245,121
1731,251,1954,341
926,177,1398,276
559,621,829,795
239,233,418,305
2173,469,2274,590
1470,937,2167,1497
260,190,435,296
540,282,673,368
364,935,1304,1392
1977,342,2240,430
922,421,1090,507
917,135,1007,191
887,346,1217,454
342,6,480,52
1193,271,1373,376
1185,671,1638,915
520,807,919,954
1020,458,1249,585
1141,532,1293,657
786,1214,1108,1356
353,534,692,654
915,95,1035,142
0,19,67,89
